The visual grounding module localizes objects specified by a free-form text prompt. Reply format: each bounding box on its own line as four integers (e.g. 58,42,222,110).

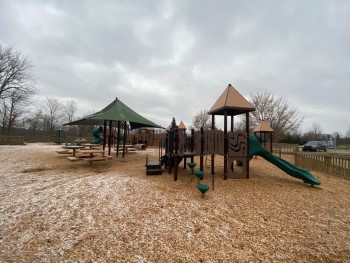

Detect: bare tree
75,122,91,137
0,45,36,100
62,99,78,135
65,110,97,137
346,127,350,138
311,123,323,138
0,90,31,134
25,108,43,136
232,120,246,132
302,123,323,141
63,99,77,123
0,98,8,133
245,91,303,141
191,109,212,131
41,97,65,134
0,45,37,133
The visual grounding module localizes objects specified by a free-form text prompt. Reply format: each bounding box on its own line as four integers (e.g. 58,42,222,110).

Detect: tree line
2,45,350,144
189,92,350,145
0,45,95,137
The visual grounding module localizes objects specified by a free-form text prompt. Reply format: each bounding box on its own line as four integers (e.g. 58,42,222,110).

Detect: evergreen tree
170,117,177,129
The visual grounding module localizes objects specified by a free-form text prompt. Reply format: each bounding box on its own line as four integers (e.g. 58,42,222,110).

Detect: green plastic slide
249,135,321,186
91,126,103,144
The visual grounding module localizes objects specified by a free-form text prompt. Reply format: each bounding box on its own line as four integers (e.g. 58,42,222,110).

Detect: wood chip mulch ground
0,143,349,262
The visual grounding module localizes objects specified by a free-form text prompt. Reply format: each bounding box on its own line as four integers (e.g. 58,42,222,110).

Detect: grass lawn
336,144,350,150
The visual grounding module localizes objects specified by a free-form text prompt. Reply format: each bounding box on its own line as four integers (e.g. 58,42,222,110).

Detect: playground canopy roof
208,84,255,116
64,97,163,130
253,121,274,132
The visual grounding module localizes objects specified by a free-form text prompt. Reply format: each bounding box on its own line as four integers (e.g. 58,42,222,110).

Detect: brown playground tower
253,121,274,153
208,84,255,180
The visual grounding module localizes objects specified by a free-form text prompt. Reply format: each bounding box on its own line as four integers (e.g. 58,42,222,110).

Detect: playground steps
146,162,162,175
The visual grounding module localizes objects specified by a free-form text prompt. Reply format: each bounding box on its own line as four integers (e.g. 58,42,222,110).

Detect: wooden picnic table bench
115,144,139,154
66,149,112,166
67,156,82,162
67,155,112,166
82,143,101,149
55,150,71,154
77,149,105,157
61,145,86,156
83,157,106,165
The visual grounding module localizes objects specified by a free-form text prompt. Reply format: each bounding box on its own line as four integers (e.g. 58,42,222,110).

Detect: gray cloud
1,0,349,134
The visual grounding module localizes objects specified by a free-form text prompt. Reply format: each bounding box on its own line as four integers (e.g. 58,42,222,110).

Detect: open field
0,143,350,262
334,144,350,151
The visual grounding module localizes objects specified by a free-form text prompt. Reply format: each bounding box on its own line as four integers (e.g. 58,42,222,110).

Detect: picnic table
61,145,86,156
78,149,105,158
68,148,112,166
82,143,101,149
115,144,138,154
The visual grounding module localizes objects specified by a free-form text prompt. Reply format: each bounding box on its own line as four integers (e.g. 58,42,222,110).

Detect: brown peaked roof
253,121,274,132
208,84,255,116
178,121,186,130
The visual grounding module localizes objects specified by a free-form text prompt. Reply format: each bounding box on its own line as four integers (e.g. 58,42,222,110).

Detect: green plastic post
197,184,209,198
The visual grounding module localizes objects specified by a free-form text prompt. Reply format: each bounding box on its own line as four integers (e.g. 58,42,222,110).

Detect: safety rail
295,152,350,178
272,143,299,154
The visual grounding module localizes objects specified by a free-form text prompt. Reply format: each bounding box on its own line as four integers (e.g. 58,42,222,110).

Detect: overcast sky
1,0,349,135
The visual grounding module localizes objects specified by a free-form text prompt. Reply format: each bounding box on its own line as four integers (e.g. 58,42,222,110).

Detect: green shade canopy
64,97,163,129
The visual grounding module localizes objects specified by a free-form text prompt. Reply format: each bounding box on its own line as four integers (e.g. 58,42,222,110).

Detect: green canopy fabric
64,97,163,129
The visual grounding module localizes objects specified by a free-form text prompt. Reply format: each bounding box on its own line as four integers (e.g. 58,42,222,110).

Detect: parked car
302,141,328,152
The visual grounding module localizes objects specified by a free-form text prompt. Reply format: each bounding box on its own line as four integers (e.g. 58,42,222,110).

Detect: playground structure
131,127,155,146
91,126,103,144
162,126,320,187
154,84,321,191
253,121,274,153
159,84,256,187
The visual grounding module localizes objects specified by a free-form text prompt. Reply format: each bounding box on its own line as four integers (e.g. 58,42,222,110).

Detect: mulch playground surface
0,143,349,262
